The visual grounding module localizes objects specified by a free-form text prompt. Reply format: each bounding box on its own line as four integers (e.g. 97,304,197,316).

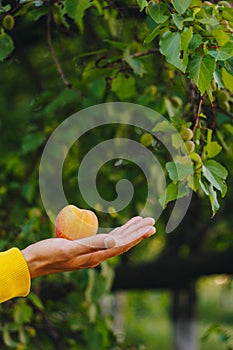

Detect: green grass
121,277,233,350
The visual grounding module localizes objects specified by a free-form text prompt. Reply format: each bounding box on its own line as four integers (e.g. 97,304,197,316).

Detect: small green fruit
162,69,175,80
218,90,229,104
190,152,202,165
222,101,230,112
185,141,195,153
140,133,153,146
3,15,15,31
145,85,157,96
170,96,183,108
180,127,193,141
211,80,217,91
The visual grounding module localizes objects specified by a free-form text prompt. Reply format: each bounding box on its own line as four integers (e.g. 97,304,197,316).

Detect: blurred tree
0,0,232,349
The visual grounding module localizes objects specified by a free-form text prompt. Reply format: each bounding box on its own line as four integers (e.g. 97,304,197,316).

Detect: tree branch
38,248,233,302
47,10,79,92
112,248,233,291
193,97,203,132
129,48,160,59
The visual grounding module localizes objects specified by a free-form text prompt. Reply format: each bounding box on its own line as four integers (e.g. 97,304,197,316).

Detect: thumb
104,235,116,249
73,234,116,253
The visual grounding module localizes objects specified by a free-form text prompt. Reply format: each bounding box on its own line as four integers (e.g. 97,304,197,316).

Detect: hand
22,216,155,278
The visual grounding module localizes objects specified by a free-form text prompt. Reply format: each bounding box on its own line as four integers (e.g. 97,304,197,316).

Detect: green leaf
221,8,233,22
222,67,233,93
0,31,14,61
188,34,202,51
202,167,222,191
159,31,187,72
199,178,210,196
187,54,216,95
181,27,193,51
123,48,146,77
137,0,147,12
212,29,230,46
3,325,18,347
22,182,36,203
202,160,228,197
104,39,127,50
153,120,176,133
21,132,45,153
14,302,33,324
209,184,220,215
209,41,233,61
28,293,44,310
172,14,184,30
224,123,233,135
159,182,189,209
199,17,219,27
204,141,222,158
82,61,114,82
171,0,192,14
214,69,225,89
180,27,193,68
225,57,233,75
65,0,93,32
166,161,193,183
111,73,136,100
77,48,107,58
148,2,169,24
26,6,48,21
44,88,79,113
199,179,220,216
144,24,162,44
203,160,228,180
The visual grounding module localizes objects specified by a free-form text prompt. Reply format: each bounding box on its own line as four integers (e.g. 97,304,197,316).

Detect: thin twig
47,11,79,91
129,48,159,58
193,97,203,132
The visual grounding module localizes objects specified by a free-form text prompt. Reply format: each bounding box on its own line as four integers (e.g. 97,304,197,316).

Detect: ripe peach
55,205,99,240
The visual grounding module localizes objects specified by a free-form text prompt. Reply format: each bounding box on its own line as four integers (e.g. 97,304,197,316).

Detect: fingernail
104,236,116,249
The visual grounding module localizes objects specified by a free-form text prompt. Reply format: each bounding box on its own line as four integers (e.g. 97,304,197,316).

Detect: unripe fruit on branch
3,15,15,30
190,152,202,165
185,140,195,153
180,127,193,141
170,96,182,108
217,90,229,104
55,205,99,240
140,133,153,146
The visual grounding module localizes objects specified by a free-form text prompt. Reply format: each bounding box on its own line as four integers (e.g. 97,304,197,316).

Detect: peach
55,205,99,240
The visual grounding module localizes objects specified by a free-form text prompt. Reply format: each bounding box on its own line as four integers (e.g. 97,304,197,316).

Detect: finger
110,216,142,235
73,234,116,254
111,216,155,242
119,216,143,228
78,225,156,269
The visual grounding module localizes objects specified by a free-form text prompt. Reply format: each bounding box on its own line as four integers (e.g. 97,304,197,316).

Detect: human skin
22,216,155,278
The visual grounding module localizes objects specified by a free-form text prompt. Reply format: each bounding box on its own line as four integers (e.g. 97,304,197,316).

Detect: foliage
0,0,232,214
0,0,232,349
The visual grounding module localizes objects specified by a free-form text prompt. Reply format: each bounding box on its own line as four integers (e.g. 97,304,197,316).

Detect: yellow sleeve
0,248,31,303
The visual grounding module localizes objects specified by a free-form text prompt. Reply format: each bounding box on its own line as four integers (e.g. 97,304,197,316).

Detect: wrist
21,247,41,279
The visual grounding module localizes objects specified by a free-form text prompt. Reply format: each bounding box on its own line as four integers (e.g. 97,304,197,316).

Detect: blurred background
0,1,233,349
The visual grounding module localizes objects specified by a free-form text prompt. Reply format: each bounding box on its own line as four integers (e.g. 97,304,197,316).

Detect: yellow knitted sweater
0,248,31,303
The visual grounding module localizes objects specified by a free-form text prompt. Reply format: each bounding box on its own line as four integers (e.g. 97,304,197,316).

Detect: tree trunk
171,284,199,350
113,291,127,343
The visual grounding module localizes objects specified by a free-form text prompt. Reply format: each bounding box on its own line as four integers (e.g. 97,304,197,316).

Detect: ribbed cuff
0,248,31,303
